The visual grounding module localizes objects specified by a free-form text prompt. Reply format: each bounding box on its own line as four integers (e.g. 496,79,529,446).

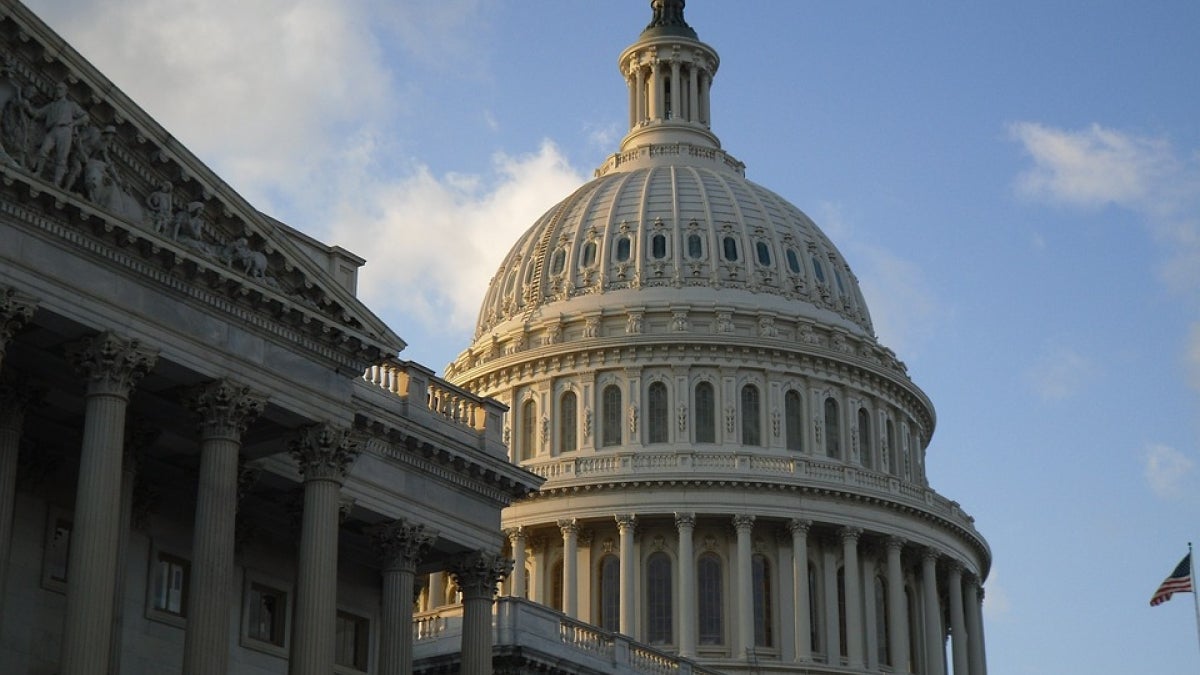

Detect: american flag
1150,553,1194,607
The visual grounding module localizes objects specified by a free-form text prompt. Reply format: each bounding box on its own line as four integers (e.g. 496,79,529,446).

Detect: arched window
648,382,669,444
824,397,841,459
752,554,773,647
755,241,771,266
581,241,597,267
687,233,704,259
741,384,761,446
784,389,803,451
785,248,802,274
598,555,620,631
551,558,564,611
887,419,898,476
520,400,536,461
559,391,577,453
615,236,631,262
651,233,667,259
549,248,566,275
812,257,826,283
722,236,739,261
602,385,622,447
698,553,723,645
695,382,715,443
646,552,673,645
858,407,872,469
875,576,890,666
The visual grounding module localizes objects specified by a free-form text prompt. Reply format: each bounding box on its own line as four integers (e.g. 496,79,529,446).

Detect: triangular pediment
0,0,405,370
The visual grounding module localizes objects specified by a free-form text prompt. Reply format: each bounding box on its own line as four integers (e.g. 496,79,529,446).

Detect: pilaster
675,512,696,657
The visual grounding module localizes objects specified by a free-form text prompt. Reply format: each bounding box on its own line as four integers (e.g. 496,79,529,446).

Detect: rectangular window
335,611,370,672
41,513,72,591
246,582,289,647
151,553,190,617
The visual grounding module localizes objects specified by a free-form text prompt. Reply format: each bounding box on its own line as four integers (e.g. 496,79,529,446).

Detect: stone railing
521,450,978,535
413,598,722,675
362,357,507,458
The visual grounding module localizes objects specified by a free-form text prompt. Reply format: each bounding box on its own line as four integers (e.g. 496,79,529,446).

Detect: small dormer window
785,248,801,274
615,236,631,262
550,248,566,275
687,233,704,259
722,236,739,261
835,269,846,293
651,233,667,259
812,257,826,283
581,241,597,267
755,241,771,266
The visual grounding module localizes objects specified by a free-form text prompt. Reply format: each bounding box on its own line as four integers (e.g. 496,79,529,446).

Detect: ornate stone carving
625,311,643,334
289,423,360,483
677,404,687,432
601,537,616,553
732,514,755,532
448,551,513,599
840,526,863,544
771,407,780,438
0,286,37,357
671,309,689,332
583,408,593,440
66,332,158,397
557,518,578,536
628,403,638,434
369,519,437,573
674,512,695,530
184,379,267,440
787,519,812,537
758,315,777,337
724,406,735,434
583,316,600,338
702,534,719,551
650,535,667,551
578,529,594,548
714,311,734,333
29,82,86,187
615,513,637,534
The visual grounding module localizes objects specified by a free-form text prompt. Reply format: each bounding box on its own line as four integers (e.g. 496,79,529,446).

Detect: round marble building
444,3,989,674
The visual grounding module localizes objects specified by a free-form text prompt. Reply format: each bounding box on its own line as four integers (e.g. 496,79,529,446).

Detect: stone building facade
0,1,542,674
437,2,991,674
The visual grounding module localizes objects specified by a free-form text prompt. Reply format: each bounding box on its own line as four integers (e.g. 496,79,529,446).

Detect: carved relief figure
146,181,174,234
83,126,143,222
0,60,29,167
223,237,268,278
28,82,87,186
172,201,208,251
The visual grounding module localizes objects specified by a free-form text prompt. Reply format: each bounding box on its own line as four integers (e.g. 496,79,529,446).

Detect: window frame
645,551,674,645
333,608,372,675
601,384,623,448
146,544,191,628
241,570,293,657
647,381,669,444
694,381,716,443
741,384,762,446
40,507,72,593
697,551,724,647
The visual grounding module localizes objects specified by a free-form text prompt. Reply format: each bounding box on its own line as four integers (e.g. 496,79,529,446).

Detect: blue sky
27,1,1200,673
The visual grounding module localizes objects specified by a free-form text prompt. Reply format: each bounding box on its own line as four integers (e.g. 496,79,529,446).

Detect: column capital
947,559,965,576
732,514,755,532
615,513,637,532
503,526,525,544
369,519,437,574
885,535,907,553
787,518,812,537
66,332,158,398
557,518,579,536
674,512,696,530
184,379,267,441
838,525,863,543
289,423,359,483
449,551,513,600
0,286,37,356
922,547,942,564
0,373,42,431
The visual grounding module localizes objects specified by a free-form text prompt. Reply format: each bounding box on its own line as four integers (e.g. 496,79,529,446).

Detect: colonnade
625,49,714,128
506,512,988,675
0,298,511,675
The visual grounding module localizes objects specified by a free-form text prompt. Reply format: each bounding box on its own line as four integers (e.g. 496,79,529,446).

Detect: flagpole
1191,542,1200,660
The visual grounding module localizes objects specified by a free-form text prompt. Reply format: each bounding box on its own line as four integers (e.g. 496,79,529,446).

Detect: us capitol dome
443,2,990,673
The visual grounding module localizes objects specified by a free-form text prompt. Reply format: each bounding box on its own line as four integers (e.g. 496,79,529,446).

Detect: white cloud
327,140,586,339
1142,443,1195,501
1025,346,1093,401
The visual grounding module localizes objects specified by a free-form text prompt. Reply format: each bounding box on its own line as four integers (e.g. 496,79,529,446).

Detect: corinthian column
616,514,637,636
966,579,987,675
885,537,910,673
504,527,526,598
289,424,359,675
61,333,157,675
675,513,696,657
181,380,266,675
789,519,812,663
371,519,436,675
0,287,37,371
733,514,755,657
449,551,513,675
948,562,969,675
558,518,579,618
921,549,945,675
841,527,865,669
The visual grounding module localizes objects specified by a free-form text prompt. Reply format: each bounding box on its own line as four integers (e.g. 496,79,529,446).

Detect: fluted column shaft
734,514,755,657
676,513,696,657
790,519,812,663
506,528,526,598
289,425,358,675
373,520,435,675
182,381,265,675
669,60,681,118
842,527,865,668
965,579,987,675
635,66,646,125
886,537,910,673
616,514,636,636
948,564,969,675
688,64,699,124
559,518,578,618
450,552,512,675
60,333,156,675
921,551,945,675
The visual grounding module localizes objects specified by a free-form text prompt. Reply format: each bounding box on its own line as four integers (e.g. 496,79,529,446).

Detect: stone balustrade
413,597,722,675
362,358,507,457
521,450,979,535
